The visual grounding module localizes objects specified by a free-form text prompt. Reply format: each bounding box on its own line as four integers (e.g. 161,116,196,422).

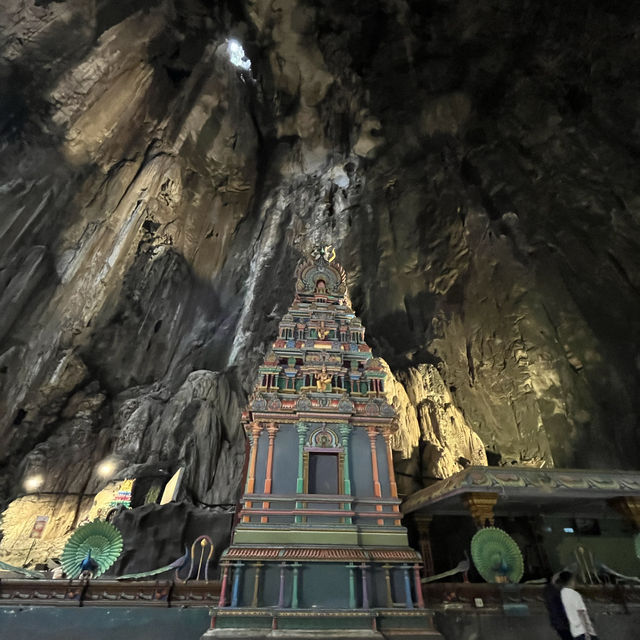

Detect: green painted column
339,423,352,524
295,421,307,523
338,423,352,494
347,563,357,609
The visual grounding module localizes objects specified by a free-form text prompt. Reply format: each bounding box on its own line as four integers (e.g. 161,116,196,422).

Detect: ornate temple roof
294,246,349,301
244,249,396,427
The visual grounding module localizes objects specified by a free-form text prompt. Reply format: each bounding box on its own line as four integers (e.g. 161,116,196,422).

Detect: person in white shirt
557,571,598,640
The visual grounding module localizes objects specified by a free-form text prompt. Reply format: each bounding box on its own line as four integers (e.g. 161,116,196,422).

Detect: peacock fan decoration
61,520,123,579
471,527,524,584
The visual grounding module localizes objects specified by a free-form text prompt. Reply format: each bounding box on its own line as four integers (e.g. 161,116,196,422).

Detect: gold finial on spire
320,245,336,262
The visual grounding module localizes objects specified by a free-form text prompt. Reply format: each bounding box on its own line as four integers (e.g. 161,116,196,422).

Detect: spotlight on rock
23,474,44,492
97,459,117,479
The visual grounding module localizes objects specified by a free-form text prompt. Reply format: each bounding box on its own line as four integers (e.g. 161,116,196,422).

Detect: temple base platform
2,582,640,639
202,608,443,640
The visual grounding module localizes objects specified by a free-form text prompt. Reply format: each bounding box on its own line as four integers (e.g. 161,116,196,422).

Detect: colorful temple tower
205,250,440,639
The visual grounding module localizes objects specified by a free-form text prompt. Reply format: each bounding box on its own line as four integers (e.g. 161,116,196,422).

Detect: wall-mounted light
23,475,44,492
97,458,117,479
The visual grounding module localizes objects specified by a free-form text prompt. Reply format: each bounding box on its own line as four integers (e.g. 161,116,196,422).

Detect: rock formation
1,0,640,552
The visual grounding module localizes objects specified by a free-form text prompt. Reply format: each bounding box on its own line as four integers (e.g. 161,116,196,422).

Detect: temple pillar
230,561,244,607
338,424,352,495
295,422,308,524
218,562,230,607
367,427,384,524
291,563,301,609
383,430,401,525
278,563,287,608
251,562,263,607
463,492,499,528
383,564,393,607
360,563,370,609
414,514,434,577
413,564,425,608
609,496,640,530
338,423,353,524
401,564,414,609
261,422,279,523
347,563,357,609
382,431,398,498
243,422,262,523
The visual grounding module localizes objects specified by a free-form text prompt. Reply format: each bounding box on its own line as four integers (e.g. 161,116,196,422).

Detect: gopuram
204,249,440,639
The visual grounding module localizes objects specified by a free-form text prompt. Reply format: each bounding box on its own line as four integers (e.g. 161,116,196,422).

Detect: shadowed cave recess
1,0,640,561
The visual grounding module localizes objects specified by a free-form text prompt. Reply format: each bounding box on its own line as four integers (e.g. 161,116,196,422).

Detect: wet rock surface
1,0,639,526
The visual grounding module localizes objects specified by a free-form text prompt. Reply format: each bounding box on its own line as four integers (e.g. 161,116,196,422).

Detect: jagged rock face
108,502,233,576
392,363,487,494
112,370,245,504
381,359,486,494
1,0,640,517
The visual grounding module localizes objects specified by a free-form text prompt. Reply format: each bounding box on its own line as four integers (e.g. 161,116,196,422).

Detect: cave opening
226,39,251,70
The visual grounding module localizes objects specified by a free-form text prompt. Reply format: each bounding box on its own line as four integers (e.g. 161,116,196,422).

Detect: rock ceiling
0,0,639,511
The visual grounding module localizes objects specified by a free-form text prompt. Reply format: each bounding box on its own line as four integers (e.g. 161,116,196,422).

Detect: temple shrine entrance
308,452,339,494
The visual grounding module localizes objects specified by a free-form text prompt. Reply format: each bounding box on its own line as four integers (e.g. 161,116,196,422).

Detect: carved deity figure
315,365,332,392
317,321,330,340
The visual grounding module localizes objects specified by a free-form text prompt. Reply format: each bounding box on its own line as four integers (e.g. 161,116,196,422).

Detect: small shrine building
206,250,440,638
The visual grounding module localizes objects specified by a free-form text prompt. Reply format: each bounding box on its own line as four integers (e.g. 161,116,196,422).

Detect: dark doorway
308,452,339,494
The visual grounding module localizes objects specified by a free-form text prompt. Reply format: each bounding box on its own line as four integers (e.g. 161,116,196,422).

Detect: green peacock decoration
61,520,123,579
471,527,524,584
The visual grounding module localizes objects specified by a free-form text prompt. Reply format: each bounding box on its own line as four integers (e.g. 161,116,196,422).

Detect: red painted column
218,562,230,607
243,422,262,523
367,427,384,525
383,431,398,498
383,431,401,525
413,564,425,608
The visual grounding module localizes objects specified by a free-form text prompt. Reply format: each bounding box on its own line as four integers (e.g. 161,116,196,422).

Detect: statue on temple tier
317,321,330,339
315,365,332,392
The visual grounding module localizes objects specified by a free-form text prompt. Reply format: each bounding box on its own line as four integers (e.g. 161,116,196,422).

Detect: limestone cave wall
1,0,640,523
